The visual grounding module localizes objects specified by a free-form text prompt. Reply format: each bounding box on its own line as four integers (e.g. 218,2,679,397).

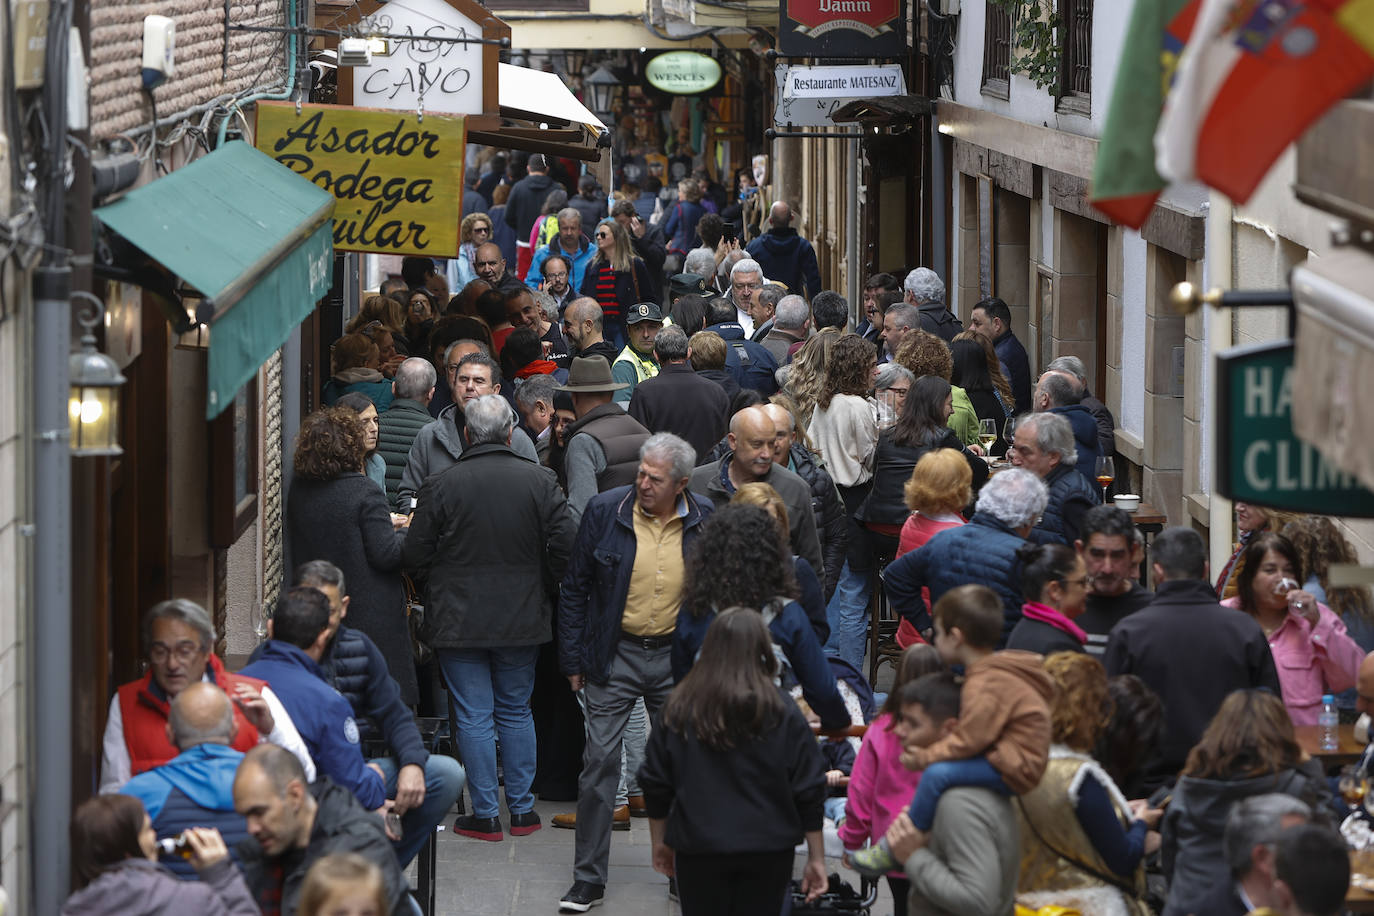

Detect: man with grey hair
100,599,315,793
398,350,539,510
1105,526,1281,792
726,256,766,337
746,200,823,300
1047,355,1116,460
526,207,595,294
902,266,962,342
515,373,560,461
1033,369,1103,483
748,282,785,343
683,247,717,287
119,682,253,877
627,324,729,460
762,293,811,365
881,301,923,361
558,434,715,912
884,468,1049,645
1179,793,1312,915
403,393,576,842
377,356,437,505
1010,411,1099,546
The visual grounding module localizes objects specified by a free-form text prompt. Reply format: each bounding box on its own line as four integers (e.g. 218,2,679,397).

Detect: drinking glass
251,602,270,641
1342,765,1369,812
978,418,998,459
1094,455,1115,504
1003,417,1017,452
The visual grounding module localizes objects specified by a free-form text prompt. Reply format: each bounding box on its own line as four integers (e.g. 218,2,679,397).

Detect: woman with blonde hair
1215,502,1301,599
1015,652,1157,916
783,327,840,429
891,448,973,648
299,853,389,916
1161,688,1330,915
453,212,494,287
579,217,656,351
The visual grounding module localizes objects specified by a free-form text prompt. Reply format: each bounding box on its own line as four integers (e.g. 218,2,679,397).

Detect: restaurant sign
255,101,465,258
1216,340,1374,517
645,52,722,95
780,0,906,57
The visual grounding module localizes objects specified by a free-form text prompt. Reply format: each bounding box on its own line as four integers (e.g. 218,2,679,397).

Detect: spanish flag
1089,0,1198,228
1156,0,1374,205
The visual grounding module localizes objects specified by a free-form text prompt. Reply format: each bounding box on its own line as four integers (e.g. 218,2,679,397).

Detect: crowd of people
75,147,1374,916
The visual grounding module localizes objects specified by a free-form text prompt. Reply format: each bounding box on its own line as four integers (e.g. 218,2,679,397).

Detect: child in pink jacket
840,645,943,916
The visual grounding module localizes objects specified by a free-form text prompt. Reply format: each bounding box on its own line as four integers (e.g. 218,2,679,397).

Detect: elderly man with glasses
99,599,316,794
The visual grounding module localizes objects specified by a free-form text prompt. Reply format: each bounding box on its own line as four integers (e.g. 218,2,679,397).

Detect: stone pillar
995,190,1031,343
1049,208,1101,392
1142,244,1187,524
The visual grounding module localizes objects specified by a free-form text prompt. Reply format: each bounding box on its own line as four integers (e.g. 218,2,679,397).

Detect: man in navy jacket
293,559,465,867
242,588,388,816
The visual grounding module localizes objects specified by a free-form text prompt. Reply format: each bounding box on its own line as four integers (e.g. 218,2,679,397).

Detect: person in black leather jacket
291,560,466,867
761,402,845,601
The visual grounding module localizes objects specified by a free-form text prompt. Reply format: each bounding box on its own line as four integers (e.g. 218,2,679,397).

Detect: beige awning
466,64,608,162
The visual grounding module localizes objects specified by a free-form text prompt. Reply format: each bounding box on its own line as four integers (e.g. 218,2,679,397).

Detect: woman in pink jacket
1221,531,1364,725
839,645,943,916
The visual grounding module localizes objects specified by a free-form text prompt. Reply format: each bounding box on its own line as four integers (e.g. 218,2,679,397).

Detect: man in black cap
668,272,707,307
556,356,652,523
610,303,663,406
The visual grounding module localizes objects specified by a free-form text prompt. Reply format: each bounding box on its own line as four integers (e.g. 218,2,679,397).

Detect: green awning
96,141,335,418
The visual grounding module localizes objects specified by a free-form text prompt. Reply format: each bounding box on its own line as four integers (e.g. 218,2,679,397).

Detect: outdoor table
1349,849,1374,913
1294,723,1365,767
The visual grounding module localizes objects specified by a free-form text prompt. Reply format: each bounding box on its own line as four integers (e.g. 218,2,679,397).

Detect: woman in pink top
1221,532,1364,725
839,645,943,916
892,449,972,648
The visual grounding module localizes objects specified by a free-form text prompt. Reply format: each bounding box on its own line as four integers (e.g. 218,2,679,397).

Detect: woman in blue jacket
673,503,849,730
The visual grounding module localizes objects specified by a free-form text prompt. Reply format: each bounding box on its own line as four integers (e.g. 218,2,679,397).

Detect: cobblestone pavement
419,797,897,916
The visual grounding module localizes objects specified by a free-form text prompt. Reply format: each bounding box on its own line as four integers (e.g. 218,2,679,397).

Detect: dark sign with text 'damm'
779,0,907,58
255,101,465,257
1216,340,1374,517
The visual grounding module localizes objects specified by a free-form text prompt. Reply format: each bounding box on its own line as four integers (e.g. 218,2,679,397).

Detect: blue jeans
437,646,539,818
369,754,466,867
825,559,870,669
907,757,1011,831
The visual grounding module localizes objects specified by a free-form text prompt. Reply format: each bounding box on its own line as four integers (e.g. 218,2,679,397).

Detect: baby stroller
785,873,880,915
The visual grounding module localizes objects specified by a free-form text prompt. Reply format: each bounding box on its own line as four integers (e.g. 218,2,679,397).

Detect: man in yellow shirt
556,433,715,913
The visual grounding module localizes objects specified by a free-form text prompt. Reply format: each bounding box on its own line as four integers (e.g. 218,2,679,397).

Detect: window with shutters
982,1,1012,100
1057,0,1092,114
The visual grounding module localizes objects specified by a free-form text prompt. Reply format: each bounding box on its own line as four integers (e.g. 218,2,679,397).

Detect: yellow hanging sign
255,101,465,257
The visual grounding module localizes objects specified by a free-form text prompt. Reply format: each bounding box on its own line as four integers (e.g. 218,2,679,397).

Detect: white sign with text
773,63,905,127
352,0,485,115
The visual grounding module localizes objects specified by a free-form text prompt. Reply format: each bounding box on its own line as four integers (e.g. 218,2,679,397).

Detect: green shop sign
645,52,722,95
1216,340,1374,516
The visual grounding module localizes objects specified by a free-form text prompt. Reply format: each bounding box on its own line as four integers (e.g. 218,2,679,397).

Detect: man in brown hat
555,356,651,524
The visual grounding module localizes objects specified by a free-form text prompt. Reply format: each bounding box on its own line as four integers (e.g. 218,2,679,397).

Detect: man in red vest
99,598,316,793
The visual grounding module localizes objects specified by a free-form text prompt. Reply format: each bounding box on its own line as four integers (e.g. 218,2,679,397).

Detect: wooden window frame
1057,0,1092,116
982,1,1012,100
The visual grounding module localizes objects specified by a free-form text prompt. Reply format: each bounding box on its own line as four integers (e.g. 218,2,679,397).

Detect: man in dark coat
504,153,561,245
901,267,962,343
745,201,823,300
968,297,1032,415
1074,505,1151,657
1011,411,1100,547
884,468,1048,645
1034,370,1103,485
1048,354,1116,461
402,394,575,842
234,744,410,915
703,296,778,395
569,173,608,229
761,402,845,600
627,325,729,462
1185,794,1314,916
293,560,465,867
376,357,436,509
1103,526,1282,793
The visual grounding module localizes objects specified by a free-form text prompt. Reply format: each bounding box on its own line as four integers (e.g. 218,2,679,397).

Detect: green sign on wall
1216,341,1374,517
644,52,722,95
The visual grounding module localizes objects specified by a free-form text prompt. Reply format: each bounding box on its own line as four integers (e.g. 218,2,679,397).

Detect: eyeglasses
149,640,204,664
544,271,569,281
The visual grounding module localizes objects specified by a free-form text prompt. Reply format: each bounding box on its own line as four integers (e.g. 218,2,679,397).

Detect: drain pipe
846,126,861,321
31,0,73,911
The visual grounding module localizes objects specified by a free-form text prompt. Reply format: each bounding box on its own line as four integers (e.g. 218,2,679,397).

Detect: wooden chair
867,552,903,686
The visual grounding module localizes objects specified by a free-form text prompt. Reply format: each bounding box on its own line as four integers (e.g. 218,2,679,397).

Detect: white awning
497,63,605,134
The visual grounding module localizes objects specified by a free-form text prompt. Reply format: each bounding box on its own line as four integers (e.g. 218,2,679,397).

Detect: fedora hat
555,355,628,393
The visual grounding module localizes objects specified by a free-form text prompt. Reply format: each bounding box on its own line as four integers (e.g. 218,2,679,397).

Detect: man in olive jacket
402,394,576,841
377,357,436,508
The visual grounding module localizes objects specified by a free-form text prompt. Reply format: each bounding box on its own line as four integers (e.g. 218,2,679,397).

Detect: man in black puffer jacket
762,402,845,600
1010,411,1100,547
287,560,465,869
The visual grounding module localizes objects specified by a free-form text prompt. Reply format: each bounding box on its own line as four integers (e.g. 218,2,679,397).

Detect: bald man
473,241,526,294
761,402,846,600
689,405,823,576
120,682,253,877
561,297,620,366
746,199,823,300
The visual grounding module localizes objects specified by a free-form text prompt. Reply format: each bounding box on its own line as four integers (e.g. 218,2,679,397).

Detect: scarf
1020,601,1088,644
516,359,559,379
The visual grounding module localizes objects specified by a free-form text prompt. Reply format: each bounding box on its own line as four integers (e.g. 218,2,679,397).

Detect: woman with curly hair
286,407,416,703
1161,688,1331,915
334,391,386,494
639,608,829,914
731,482,828,644
894,330,980,447
1014,652,1157,916
672,503,848,730
451,212,494,288
1221,531,1363,724
580,217,657,351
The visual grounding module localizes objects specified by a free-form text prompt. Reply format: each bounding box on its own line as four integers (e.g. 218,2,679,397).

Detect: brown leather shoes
627,795,649,817
551,805,630,830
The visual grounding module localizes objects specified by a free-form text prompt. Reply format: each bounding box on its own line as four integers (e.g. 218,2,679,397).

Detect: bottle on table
1320,693,1340,752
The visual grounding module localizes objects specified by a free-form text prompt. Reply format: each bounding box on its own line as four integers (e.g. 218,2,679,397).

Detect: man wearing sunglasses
100,599,316,794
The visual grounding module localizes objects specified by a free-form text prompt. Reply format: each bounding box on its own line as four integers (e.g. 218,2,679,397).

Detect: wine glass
251,602,270,641
1094,455,1115,504
978,418,998,461
1342,765,1369,813
1003,417,1018,453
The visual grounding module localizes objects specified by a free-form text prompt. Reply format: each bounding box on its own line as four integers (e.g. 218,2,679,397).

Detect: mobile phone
386,810,403,840
722,221,738,243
